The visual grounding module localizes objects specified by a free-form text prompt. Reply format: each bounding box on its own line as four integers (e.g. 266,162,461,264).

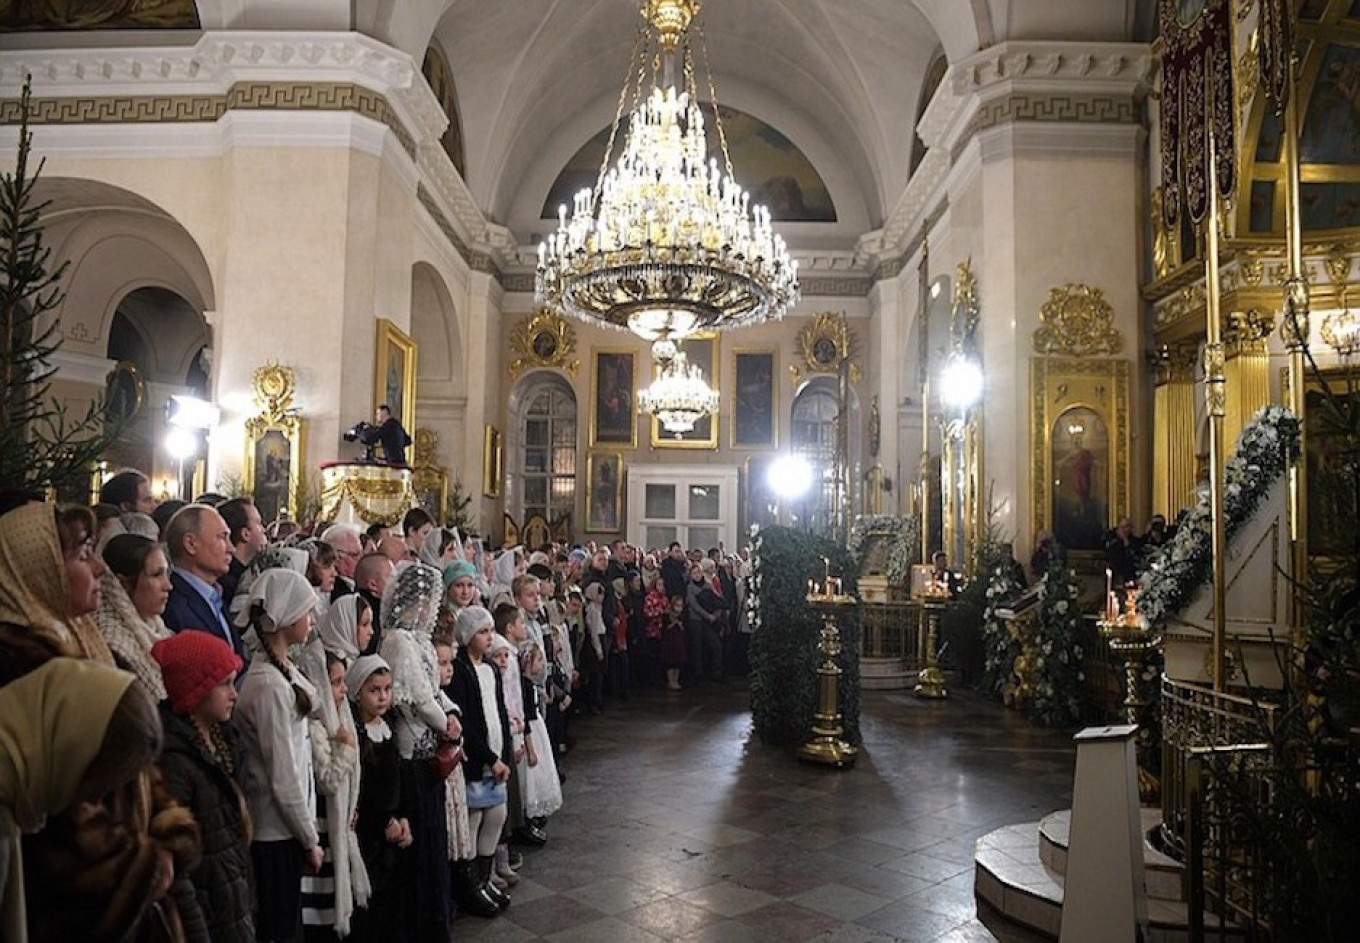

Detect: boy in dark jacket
152,631,254,943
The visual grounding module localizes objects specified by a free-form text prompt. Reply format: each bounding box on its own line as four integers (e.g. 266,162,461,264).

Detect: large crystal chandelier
535,0,800,341
637,337,721,434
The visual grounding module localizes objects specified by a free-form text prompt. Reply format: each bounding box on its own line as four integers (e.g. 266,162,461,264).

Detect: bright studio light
768,455,814,500
166,394,220,430
940,355,984,410
164,426,200,461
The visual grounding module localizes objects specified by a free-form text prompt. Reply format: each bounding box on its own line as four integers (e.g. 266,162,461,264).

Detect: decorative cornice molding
871,41,1153,269
0,32,509,281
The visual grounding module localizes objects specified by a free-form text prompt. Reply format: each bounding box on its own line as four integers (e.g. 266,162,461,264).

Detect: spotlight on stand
164,395,218,501
940,354,983,411
768,454,814,500
165,394,220,430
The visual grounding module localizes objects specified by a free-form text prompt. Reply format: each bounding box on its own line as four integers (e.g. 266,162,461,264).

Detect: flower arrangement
1138,405,1301,629
1028,565,1088,728
981,559,1023,700
847,514,919,587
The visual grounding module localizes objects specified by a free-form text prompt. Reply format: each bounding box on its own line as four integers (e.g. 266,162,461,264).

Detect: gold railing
1185,743,1274,940
1161,678,1277,858
859,601,925,666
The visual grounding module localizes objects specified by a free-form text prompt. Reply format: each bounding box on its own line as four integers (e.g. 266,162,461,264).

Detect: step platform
973,809,1244,941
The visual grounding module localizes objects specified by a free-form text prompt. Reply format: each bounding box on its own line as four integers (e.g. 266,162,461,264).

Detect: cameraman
356,404,411,466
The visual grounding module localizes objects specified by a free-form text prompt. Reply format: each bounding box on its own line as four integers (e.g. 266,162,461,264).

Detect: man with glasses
322,523,364,601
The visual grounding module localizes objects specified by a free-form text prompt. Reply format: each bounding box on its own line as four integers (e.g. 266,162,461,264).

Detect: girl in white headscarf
378,562,461,940
234,568,323,942
298,594,374,938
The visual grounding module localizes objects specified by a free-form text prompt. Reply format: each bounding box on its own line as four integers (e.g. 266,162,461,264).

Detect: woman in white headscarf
234,568,324,943
487,547,522,608
379,561,461,941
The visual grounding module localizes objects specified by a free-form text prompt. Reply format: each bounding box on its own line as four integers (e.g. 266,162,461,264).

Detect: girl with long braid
233,567,323,942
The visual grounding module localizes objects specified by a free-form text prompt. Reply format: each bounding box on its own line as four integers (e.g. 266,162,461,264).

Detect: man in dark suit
359,404,411,466
323,522,363,602
217,495,267,604
162,504,247,666
354,551,395,654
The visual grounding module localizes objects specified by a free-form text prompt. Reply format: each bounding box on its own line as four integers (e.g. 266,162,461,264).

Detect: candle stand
1098,590,1163,803
798,574,859,769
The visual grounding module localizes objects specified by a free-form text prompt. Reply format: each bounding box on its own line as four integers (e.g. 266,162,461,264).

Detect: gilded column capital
1225,309,1273,357
1165,340,1200,382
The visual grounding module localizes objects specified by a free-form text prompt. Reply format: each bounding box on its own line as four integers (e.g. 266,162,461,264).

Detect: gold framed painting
731,349,778,448
651,333,719,449
1031,356,1130,556
586,451,624,532
591,348,637,447
374,318,418,430
483,424,503,497
243,363,305,525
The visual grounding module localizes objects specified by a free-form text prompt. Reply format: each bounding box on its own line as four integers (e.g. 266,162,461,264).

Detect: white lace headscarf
381,561,443,636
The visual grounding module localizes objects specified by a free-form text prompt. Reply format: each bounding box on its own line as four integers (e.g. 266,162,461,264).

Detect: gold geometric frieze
1032,283,1123,357
0,81,416,158
509,308,579,379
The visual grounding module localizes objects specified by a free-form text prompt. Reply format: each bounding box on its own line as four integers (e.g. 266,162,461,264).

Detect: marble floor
454,682,1076,942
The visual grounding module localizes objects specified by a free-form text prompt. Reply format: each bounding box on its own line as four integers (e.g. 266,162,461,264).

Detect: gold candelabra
1098,587,1162,802
798,560,859,768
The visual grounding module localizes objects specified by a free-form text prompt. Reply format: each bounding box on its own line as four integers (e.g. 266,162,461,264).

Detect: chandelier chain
593,16,649,212
695,19,734,179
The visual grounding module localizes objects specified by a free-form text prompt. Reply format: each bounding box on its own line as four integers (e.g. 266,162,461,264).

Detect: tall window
791,381,841,532
520,379,577,523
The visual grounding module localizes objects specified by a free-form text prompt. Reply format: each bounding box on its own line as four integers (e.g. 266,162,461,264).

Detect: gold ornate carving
952,258,980,351
1239,256,1265,287
792,312,860,380
1204,342,1227,418
246,363,299,430
411,428,448,522
1225,309,1273,357
413,428,438,467
1279,276,1311,350
508,308,579,378
1152,187,1180,278
1032,284,1123,357
1324,251,1351,286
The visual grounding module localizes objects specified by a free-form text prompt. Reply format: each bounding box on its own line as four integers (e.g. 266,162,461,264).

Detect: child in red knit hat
152,631,255,942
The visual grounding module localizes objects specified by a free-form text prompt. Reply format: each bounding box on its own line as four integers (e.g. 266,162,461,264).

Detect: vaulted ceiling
420,0,1149,245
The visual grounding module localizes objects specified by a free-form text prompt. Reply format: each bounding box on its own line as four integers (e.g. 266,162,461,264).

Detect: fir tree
1,76,123,497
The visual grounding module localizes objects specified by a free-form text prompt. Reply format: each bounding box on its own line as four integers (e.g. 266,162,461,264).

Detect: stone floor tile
678,878,780,917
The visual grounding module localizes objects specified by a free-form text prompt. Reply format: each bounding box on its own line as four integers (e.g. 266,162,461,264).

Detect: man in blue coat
162,504,247,666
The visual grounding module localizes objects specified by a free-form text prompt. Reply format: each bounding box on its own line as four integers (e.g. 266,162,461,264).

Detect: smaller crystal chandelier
1322,290,1360,357
638,337,720,434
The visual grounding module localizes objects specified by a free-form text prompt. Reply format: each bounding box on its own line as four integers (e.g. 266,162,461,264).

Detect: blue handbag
465,775,507,810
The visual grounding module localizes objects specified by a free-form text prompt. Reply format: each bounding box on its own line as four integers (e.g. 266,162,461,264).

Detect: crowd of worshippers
0,467,753,943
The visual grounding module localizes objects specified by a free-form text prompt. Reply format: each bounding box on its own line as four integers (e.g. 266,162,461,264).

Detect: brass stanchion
799,568,858,768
